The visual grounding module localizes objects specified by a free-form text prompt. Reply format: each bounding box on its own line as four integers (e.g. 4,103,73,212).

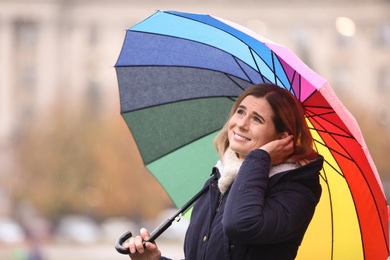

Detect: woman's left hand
126,228,161,260
260,135,294,165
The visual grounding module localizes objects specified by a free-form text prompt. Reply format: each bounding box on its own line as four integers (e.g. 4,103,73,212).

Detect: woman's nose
237,116,249,130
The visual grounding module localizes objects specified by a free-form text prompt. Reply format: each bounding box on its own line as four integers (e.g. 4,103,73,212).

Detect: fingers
127,236,145,254
140,228,150,241
283,135,294,153
260,135,294,165
279,135,294,152
127,228,150,254
127,236,137,254
135,234,145,253
144,241,158,252
140,228,158,252
280,135,293,145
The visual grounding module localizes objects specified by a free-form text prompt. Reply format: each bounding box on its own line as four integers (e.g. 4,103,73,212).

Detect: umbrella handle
115,230,133,254
115,231,150,255
115,218,173,255
115,182,210,255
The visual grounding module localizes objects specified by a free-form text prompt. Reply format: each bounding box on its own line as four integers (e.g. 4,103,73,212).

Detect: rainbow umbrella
115,10,389,259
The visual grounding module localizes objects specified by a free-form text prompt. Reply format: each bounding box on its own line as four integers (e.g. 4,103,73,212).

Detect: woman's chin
228,146,247,159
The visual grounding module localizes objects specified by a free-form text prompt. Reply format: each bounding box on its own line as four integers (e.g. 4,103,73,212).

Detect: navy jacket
183,149,323,260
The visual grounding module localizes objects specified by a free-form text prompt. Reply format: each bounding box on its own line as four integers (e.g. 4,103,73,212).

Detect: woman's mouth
233,131,250,141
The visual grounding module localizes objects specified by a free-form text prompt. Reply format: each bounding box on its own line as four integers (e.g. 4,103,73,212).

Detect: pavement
0,241,184,260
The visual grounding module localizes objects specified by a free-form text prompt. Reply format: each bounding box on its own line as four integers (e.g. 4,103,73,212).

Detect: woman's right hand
127,228,161,260
260,135,294,165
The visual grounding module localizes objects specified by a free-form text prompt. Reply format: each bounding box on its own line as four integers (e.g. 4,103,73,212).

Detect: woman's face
228,95,280,159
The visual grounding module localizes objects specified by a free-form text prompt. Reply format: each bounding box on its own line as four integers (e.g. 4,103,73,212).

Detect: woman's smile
233,131,251,141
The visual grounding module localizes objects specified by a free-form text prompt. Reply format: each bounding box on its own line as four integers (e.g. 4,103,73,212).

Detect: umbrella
114,10,389,259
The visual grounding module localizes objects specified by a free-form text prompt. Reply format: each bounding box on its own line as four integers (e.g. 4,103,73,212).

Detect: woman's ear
279,132,289,139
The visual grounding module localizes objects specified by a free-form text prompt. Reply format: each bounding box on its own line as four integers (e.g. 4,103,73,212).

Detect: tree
10,103,172,222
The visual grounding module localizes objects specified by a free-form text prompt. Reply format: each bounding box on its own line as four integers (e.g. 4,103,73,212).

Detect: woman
127,83,323,260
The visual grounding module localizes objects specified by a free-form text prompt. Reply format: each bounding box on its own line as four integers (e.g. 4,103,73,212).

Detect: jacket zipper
216,193,224,212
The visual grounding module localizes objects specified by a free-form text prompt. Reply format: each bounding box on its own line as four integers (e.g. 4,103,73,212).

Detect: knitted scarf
217,147,299,194
217,147,244,195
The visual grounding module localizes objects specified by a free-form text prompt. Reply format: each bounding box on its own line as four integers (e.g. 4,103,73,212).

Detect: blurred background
0,0,389,259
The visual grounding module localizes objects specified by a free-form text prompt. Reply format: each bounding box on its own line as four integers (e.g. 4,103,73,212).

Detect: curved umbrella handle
115,230,132,254
115,230,142,254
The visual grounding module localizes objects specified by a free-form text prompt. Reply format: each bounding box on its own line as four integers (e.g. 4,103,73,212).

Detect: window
378,66,390,93
13,19,38,89
377,22,390,47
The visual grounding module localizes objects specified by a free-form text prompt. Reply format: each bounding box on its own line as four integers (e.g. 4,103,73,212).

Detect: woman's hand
127,228,161,260
260,135,294,165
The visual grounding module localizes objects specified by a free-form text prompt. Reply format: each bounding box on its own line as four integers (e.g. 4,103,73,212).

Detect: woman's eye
254,117,263,123
236,109,245,115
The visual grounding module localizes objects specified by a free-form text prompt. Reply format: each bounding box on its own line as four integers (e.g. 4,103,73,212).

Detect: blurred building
0,0,389,180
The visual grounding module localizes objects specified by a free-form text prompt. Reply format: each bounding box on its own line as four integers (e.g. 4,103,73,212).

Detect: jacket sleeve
222,149,318,244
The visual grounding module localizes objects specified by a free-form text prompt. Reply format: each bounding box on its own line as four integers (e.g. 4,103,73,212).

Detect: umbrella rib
314,139,355,175
225,72,249,91
270,51,278,85
300,85,323,103
291,71,299,98
306,110,353,138
248,47,268,83
271,51,293,92
310,115,354,160
309,127,353,140
271,49,299,96
232,55,255,85
306,111,336,119
318,164,336,258
304,105,335,111
314,140,348,177
323,155,345,178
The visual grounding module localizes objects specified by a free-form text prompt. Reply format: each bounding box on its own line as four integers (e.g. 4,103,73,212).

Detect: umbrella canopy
115,10,389,259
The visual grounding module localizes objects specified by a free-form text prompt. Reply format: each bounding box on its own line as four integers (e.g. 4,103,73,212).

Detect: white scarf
216,148,300,194
217,147,244,195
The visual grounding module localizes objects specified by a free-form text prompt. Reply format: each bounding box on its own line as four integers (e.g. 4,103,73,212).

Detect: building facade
0,0,389,179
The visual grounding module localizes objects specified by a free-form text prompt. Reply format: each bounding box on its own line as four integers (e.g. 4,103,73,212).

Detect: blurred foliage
7,102,173,222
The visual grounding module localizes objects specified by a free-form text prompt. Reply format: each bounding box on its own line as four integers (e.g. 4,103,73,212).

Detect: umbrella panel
122,97,233,165
148,132,219,209
115,31,265,86
116,66,253,114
